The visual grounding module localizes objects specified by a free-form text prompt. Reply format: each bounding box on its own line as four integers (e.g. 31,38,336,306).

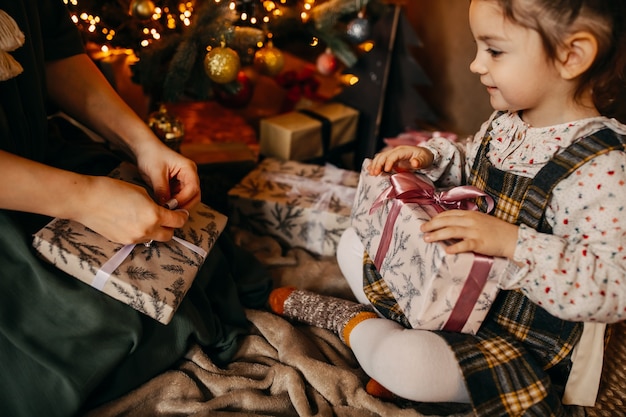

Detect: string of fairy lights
62,0,322,52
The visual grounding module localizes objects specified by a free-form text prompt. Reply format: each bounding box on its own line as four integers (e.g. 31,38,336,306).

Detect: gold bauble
204,46,241,84
129,0,156,20
253,45,285,77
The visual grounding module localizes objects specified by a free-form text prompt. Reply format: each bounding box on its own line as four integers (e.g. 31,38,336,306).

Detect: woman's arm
44,53,201,210
0,150,188,244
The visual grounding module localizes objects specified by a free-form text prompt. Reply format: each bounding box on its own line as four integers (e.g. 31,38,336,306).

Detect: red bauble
214,70,254,108
316,49,339,76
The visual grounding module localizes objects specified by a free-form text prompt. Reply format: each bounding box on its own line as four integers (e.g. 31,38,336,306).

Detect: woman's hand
368,145,434,176
71,175,191,245
134,140,202,211
421,209,519,260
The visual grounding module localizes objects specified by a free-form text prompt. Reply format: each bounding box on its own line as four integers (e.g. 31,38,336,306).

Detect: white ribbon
91,237,207,291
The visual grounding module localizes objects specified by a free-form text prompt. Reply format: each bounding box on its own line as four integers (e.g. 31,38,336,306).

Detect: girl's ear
556,31,598,80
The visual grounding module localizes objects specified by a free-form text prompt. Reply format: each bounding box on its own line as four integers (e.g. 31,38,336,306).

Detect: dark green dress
0,2,272,416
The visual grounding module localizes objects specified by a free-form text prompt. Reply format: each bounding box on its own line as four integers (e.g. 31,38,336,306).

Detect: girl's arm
410,113,496,187
501,150,626,323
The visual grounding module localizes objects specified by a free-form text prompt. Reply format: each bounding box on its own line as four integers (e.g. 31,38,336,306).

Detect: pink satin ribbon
369,172,495,332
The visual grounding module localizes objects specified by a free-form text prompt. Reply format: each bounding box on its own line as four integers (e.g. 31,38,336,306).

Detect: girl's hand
368,145,434,176
421,209,519,260
73,175,191,245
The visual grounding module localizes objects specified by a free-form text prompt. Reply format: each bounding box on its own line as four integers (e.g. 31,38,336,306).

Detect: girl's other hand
368,146,434,176
421,209,519,260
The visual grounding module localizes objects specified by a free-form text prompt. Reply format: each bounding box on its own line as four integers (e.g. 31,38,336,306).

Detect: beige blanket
84,229,474,417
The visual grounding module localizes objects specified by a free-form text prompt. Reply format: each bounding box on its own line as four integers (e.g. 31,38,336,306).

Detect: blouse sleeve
500,150,626,323
416,112,496,187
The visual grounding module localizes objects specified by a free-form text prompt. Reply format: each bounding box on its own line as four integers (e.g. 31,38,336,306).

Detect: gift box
350,159,508,334
259,102,358,162
228,158,359,256
32,162,228,325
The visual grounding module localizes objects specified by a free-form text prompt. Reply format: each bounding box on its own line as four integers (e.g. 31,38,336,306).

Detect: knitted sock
268,287,378,346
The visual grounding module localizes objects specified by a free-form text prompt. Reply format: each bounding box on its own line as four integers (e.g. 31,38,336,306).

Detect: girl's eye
486,48,503,57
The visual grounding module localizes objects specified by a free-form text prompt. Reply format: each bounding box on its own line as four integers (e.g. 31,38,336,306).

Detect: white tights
337,227,470,403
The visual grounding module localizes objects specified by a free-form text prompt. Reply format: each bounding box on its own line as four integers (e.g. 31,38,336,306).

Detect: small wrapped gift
32,162,228,325
351,159,508,334
259,102,358,161
228,158,358,256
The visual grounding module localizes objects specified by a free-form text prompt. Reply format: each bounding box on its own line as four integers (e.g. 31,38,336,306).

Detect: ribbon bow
370,172,494,216
370,172,494,270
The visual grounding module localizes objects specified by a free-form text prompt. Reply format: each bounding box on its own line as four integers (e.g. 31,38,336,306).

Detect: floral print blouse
420,111,626,324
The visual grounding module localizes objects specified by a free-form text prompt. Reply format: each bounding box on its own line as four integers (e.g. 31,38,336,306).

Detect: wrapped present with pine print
32,162,227,325
351,159,509,334
227,158,358,256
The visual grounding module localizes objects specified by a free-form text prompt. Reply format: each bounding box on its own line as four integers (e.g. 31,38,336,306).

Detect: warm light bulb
341,74,360,86
358,41,375,52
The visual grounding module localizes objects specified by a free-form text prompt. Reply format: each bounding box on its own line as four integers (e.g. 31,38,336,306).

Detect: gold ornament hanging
204,45,241,84
253,42,284,77
129,0,156,20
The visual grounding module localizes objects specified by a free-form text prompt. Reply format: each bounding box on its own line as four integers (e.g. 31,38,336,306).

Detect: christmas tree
64,0,389,103
64,0,437,167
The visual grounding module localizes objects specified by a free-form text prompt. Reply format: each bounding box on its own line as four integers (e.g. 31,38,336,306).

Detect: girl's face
468,0,565,125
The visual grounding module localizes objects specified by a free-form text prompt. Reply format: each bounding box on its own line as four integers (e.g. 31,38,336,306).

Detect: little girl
269,0,626,415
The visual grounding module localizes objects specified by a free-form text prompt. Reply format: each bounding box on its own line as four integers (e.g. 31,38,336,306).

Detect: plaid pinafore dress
363,122,626,416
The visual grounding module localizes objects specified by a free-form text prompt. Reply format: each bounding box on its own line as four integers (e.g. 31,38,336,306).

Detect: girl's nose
469,56,485,75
